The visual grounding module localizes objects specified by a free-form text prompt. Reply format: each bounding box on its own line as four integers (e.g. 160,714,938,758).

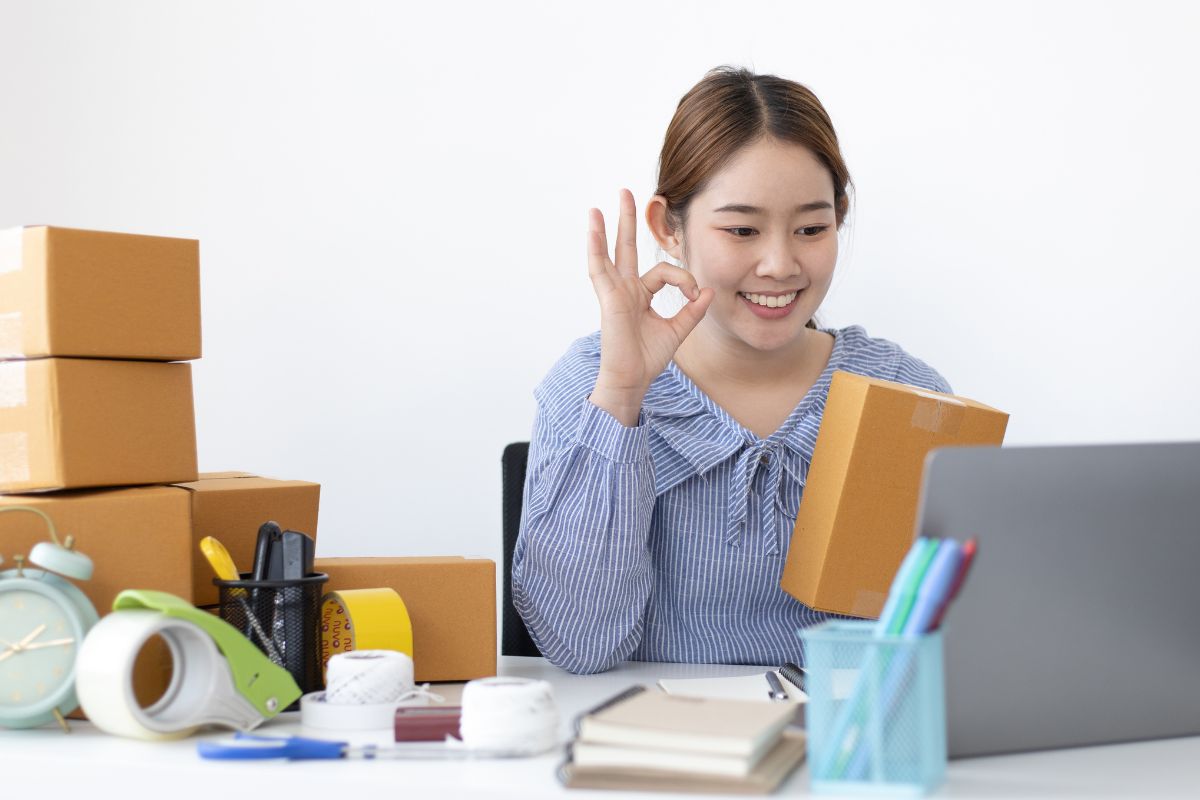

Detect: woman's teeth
740,291,798,308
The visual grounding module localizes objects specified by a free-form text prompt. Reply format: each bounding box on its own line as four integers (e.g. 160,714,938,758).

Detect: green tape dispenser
75,590,301,740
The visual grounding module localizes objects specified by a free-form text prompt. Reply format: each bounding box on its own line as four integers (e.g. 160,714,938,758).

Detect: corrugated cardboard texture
315,557,497,683
0,358,198,493
1,486,194,711
1,476,319,715
0,225,201,360
173,473,321,607
781,371,1009,618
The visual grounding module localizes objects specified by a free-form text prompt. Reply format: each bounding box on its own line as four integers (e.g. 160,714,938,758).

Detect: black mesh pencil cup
215,571,328,703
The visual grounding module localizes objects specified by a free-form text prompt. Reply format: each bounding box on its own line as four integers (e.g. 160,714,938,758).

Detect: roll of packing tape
320,589,413,677
458,677,559,755
75,610,264,740
325,650,413,705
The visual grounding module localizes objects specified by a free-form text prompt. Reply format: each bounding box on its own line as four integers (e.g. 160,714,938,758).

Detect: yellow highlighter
199,536,241,581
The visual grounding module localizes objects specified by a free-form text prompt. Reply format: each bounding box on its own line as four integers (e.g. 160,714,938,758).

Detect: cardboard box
315,557,496,683
174,472,321,607
0,357,198,493
0,225,201,361
1,473,321,712
780,371,1009,618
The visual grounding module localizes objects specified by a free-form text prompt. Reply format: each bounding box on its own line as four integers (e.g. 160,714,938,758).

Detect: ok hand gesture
587,189,714,426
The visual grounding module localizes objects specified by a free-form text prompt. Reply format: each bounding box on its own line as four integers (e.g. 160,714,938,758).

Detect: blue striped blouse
512,325,952,674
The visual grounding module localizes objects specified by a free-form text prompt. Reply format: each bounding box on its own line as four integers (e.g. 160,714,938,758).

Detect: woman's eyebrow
712,201,833,214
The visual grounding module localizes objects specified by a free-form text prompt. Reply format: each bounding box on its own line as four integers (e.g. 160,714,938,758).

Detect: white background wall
2,1,1197,562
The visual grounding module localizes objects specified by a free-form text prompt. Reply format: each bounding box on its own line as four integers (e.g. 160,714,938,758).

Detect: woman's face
665,137,839,354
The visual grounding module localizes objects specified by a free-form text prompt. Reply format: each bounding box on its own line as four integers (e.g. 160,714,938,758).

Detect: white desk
2,656,1196,798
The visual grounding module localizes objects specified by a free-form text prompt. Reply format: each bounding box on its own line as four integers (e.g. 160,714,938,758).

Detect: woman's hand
587,189,714,426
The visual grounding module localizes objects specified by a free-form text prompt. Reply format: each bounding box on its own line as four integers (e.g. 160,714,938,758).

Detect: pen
765,671,789,702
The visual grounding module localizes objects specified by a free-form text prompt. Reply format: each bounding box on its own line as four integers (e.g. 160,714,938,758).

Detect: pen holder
800,621,946,796
216,572,329,705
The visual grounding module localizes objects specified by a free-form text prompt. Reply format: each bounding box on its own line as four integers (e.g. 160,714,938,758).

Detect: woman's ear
646,196,684,260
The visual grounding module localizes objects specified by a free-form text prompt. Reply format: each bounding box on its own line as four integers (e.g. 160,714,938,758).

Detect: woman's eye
799,226,829,237
725,227,756,237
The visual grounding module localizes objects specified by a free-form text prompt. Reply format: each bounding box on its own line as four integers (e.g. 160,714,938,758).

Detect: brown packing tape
849,589,887,619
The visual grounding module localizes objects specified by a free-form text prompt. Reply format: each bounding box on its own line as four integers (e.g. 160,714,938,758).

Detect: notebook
560,731,806,795
577,690,797,760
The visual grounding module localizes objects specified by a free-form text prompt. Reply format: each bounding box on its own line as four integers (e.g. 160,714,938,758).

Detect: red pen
929,538,977,630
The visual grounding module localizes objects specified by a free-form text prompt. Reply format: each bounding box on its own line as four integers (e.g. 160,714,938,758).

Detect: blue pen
197,731,520,760
843,539,964,779
902,539,963,637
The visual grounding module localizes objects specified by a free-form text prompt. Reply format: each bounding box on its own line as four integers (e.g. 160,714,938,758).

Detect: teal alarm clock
0,506,99,731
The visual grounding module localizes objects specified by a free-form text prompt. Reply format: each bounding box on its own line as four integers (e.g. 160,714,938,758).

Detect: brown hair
655,66,853,329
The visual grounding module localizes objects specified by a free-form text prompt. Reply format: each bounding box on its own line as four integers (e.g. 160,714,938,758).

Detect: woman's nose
755,237,801,280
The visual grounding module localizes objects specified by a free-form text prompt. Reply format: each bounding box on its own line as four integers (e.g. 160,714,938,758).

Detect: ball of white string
324,650,413,705
458,677,559,755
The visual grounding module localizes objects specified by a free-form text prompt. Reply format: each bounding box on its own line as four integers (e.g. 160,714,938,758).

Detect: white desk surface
2,656,1196,799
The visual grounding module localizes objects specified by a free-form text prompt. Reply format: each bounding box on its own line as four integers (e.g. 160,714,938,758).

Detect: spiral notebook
657,671,808,703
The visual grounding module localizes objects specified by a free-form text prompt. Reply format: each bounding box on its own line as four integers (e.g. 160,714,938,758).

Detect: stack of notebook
559,686,804,794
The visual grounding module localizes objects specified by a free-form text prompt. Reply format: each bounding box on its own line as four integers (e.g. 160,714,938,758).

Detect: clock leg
53,707,71,733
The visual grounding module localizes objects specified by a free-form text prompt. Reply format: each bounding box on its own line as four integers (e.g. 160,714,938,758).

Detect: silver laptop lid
918,442,1200,758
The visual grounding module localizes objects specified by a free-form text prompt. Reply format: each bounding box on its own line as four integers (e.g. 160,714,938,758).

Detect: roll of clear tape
75,610,263,740
458,677,559,755
324,650,413,705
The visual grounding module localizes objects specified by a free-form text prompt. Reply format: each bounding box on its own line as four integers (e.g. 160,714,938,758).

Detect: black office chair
502,441,542,656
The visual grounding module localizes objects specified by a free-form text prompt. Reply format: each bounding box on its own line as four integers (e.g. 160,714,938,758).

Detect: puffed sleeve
511,336,656,674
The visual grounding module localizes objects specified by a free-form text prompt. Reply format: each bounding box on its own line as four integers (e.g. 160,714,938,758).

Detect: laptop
916,442,1200,758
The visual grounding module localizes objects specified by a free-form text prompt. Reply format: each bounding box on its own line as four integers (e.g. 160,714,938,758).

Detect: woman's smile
738,289,801,319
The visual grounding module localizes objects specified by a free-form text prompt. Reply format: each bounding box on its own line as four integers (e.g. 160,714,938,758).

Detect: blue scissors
197,731,525,760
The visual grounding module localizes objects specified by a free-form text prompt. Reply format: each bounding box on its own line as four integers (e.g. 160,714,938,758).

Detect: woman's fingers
639,261,701,299
667,286,714,340
613,189,639,277
587,209,617,293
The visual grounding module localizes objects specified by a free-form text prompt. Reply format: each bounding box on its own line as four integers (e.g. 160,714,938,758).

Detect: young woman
513,66,950,674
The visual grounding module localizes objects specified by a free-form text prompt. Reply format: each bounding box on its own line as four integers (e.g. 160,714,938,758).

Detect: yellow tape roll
319,589,413,678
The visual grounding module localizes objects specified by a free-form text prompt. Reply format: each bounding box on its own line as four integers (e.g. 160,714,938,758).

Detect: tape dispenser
75,589,301,740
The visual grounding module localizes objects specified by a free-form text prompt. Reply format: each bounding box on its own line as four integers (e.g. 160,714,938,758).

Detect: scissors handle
197,732,346,760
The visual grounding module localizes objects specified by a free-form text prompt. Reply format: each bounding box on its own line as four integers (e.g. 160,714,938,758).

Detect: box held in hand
781,371,1007,618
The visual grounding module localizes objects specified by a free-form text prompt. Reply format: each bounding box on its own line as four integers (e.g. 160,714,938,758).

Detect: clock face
0,586,81,712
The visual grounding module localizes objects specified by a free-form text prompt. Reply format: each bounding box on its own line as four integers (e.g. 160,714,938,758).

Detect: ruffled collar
642,328,852,555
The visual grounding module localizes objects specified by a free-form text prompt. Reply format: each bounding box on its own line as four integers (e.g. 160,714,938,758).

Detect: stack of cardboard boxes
0,225,494,692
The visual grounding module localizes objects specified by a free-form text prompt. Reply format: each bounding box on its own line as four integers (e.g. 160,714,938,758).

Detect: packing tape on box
0,312,21,358
0,361,26,409
0,227,21,275
0,433,31,485
320,588,413,674
301,650,444,731
75,590,300,740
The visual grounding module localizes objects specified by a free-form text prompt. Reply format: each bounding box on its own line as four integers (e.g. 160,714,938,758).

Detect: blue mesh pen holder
800,621,947,796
